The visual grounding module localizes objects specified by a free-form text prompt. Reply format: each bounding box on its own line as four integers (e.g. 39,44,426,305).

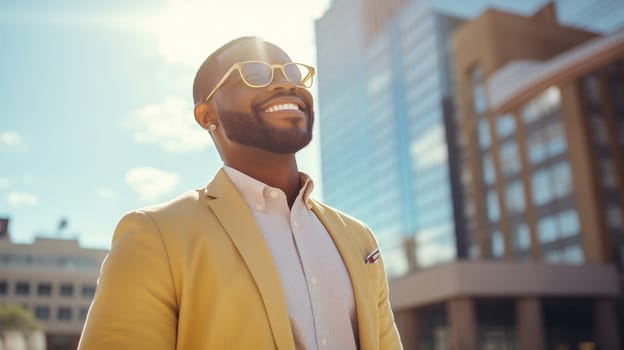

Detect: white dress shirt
224,166,358,350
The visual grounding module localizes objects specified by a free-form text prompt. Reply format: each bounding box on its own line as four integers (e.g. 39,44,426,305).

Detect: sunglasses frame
203,60,315,103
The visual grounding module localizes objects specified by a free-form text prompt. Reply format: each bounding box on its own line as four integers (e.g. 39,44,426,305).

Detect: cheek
217,86,257,112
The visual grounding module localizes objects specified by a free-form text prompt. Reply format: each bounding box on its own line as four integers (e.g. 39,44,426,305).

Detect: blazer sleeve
78,211,178,350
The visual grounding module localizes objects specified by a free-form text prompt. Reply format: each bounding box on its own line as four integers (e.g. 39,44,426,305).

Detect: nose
268,80,297,91
267,68,297,91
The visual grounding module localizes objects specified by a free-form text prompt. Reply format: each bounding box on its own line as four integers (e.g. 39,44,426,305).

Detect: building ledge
486,29,624,113
389,261,620,310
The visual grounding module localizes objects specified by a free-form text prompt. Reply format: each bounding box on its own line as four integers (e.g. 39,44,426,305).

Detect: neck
224,149,301,208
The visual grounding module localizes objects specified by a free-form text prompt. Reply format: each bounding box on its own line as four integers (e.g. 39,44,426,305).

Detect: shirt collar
223,166,315,211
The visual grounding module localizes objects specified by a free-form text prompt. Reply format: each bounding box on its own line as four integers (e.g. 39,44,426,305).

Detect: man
79,36,402,350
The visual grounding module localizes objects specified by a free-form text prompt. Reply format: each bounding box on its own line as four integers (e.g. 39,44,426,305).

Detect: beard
217,108,314,154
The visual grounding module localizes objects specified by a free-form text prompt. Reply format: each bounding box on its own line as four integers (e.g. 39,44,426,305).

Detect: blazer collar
204,169,295,349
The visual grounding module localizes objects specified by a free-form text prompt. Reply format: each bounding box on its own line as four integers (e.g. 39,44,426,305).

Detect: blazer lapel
204,170,294,349
310,201,377,350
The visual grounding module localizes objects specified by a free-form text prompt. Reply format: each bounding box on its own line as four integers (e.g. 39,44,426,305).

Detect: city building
0,220,107,350
316,1,623,349
315,0,624,280
316,0,467,277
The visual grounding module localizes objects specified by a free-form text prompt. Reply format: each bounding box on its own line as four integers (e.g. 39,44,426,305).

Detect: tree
0,304,42,332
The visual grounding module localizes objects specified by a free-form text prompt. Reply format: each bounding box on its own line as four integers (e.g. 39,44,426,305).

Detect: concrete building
398,6,623,350
316,1,623,349
0,222,107,350
446,5,623,348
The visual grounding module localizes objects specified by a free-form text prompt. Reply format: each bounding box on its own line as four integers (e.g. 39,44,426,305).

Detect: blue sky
1,0,620,249
0,0,329,248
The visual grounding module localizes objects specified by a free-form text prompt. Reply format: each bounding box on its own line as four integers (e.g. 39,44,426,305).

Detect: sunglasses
204,60,315,103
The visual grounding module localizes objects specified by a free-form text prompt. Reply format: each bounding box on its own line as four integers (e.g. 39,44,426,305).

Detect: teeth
264,103,300,113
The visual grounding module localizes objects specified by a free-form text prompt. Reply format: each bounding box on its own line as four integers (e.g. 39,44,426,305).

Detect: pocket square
365,248,380,264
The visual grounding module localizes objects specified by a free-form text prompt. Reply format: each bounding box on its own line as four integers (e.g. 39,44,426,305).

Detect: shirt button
310,277,317,286
293,221,299,228
255,203,264,211
321,339,327,347
269,190,279,198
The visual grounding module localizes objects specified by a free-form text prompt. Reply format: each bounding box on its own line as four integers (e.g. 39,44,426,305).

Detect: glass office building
316,0,464,277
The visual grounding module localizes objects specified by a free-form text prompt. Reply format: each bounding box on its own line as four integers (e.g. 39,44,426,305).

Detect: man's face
209,40,314,154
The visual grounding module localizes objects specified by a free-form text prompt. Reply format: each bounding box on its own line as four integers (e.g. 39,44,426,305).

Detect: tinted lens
240,62,272,86
284,63,313,87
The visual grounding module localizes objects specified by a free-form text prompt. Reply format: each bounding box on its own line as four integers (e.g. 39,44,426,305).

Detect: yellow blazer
79,170,402,349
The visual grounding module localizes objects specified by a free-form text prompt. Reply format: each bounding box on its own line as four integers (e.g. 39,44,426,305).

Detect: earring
209,124,217,131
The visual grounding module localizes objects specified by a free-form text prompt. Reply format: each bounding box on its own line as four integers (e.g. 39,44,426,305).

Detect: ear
194,102,218,130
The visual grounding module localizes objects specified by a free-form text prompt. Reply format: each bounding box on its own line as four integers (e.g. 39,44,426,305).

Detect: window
521,87,561,123
490,231,504,258
545,121,567,156
499,140,520,176
482,153,496,185
581,74,601,106
543,249,561,263
600,159,617,188
0,281,7,295
35,306,50,321
82,285,96,298
470,66,486,114
478,118,491,149
562,245,584,264
15,281,30,296
552,162,572,198
512,223,531,250
496,114,516,139
79,307,89,321
57,307,72,321
527,120,567,165
590,117,608,144
532,169,552,206
607,204,623,228
538,216,558,243
505,180,525,214
487,189,500,222
528,132,547,164
37,283,52,296
559,210,580,238
60,284,74,297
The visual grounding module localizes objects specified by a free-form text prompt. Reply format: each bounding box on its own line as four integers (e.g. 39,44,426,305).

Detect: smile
264,103,301,113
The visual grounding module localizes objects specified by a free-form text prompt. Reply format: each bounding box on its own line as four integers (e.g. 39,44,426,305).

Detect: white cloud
96,187,118,200
125,96,212,153
0,178,11,189
0,131,28,151
125,167,180,203
7,192,39,207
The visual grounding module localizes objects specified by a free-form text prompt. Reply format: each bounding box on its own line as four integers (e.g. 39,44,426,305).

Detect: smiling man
78,37,402,350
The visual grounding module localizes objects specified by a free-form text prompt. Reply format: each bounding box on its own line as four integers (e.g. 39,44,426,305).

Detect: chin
218,108,313,154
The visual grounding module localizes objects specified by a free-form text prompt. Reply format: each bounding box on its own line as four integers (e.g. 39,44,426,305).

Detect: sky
2,0,621,250
0,0,330,248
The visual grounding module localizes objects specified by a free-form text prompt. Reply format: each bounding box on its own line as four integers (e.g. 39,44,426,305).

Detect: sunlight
137,0,331,67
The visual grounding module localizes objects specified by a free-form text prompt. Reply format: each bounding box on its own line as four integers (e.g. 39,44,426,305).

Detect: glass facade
317,0,461,277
